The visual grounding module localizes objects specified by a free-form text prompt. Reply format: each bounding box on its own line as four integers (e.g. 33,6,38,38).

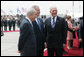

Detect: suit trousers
47,47,64,56
79,41,83,48
37,44,44,56
70,40,73,47
37,48,44,56
4,26,7,31
9,26,12,31
13,26,15,31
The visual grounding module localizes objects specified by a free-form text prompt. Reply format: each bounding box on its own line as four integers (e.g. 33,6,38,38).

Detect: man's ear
50,10,51,13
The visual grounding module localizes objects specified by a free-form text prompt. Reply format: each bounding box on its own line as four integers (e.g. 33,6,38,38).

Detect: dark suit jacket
1,20,4,27
12,19,16,26
79,18,83,39
8,20,12,27
18,18,37,56
45,16,66,48
32,18,45,50
4,19,8,26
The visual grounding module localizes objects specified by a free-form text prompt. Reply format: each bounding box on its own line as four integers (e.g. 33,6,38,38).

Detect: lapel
48,17,52,28
33,20,39,28
49,16,60,29
33,19,42,31
25,18,33,28
54,16,60,29
55,16,60,27
24,18,34,32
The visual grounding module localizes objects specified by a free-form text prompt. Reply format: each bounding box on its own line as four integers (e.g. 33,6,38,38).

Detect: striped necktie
52,17,55,28
37,19,42,30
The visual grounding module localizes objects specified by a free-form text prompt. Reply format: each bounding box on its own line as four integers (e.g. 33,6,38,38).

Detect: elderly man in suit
79,17,83,55
32,5,45,56
18,7,37,56
79,17,83,49
45,7,66,56
12,17,16,31
8,17,12,31
3,16,8,31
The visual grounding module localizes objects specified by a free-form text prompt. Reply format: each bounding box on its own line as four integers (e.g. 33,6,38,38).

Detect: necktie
52,17,55,28
37,19,42,30
31,22,33,28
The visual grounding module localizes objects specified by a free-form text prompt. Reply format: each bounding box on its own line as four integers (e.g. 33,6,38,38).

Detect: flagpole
72,1,74,18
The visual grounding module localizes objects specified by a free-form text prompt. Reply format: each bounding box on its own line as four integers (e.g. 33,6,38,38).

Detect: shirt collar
26,17,32,25
35,18,38,24
35,18,40,24
51,16,57,22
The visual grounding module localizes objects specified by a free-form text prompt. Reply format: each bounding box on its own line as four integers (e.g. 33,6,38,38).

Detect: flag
72,1,74,7
21,7,27,13
66,10,69,14
9,10,13,13
17,8,21,14
72,1,74,18
9,10,14,15
1,9,5,14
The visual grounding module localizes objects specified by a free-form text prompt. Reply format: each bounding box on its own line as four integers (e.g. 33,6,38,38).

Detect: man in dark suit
1,16,4,31
18,8,37,56
3,17,8,31
1,17,4,36
45,7,66,56
1,30,4,36
8,18,12,31
12,17,16,31
32,5,45,56
79,17,83,49
79,17,83,55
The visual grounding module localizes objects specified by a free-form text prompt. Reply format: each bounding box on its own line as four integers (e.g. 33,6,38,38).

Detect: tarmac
1,26,20,56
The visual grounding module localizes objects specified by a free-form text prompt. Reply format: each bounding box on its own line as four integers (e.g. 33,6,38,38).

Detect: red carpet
2,30,83,56
43,32,83,56
3,30,20,32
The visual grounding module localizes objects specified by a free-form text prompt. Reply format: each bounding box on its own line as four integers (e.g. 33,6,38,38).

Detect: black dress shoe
63,51,68,54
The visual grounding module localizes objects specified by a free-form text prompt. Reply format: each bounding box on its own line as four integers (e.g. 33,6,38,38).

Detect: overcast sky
1,1,83,18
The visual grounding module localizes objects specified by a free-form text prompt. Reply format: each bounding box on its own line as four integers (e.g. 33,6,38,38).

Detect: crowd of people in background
1,14,24,31
1,14,81,31
64,15,83,50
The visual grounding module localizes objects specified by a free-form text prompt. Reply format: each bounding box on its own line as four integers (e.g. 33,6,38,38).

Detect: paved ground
1,25,19,31
1,26,83,56
1,27,20,56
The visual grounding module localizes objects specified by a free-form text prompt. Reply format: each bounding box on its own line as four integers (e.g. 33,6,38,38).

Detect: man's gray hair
32,5,39,9
27,7,36,16
50,6,57,11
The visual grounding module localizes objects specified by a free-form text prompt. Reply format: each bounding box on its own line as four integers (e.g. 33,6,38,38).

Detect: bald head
50,7,57,17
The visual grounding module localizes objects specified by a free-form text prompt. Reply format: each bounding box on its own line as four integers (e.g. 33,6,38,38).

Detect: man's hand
73,27,79,31
73,29,76,31
17,50,21,53
44,42,47,48
63,44,66,48
79,38,82,42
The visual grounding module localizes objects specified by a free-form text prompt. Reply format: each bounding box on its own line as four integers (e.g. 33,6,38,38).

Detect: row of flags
1,9,5,15
1,7,27,15
17,7,27,14
1,8,69,15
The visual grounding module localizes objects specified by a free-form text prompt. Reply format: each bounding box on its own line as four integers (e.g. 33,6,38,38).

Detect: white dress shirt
26,17,33,27
51,16,57,26
35,18,39,24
